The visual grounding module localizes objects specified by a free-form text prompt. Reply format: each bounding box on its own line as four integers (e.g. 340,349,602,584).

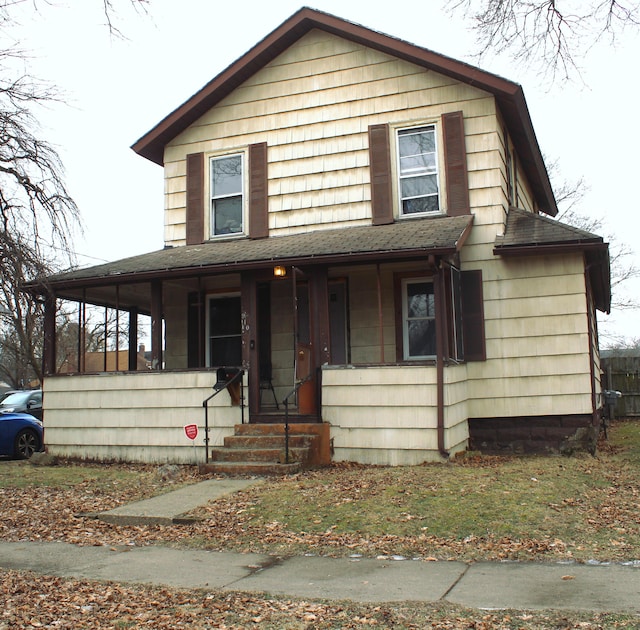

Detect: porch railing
203,367,244,463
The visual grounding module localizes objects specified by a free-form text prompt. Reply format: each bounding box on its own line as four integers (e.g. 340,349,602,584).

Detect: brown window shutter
186,152,204,245
461,270,486,361
249,142,268,239
368,124,394,225
442,111,470,216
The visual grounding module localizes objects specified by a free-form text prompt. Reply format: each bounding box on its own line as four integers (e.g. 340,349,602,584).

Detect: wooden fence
601,356,640,417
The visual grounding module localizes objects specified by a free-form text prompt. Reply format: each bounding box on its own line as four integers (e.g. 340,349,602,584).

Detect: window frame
400,276,437,361
395,124,442,217
209,152,246,239
205,292,242,368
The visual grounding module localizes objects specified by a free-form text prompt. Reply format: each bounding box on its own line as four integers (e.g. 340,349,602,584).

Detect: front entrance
243,268,340,421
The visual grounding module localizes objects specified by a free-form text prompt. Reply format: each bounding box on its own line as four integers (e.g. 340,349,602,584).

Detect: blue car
0,412,44,459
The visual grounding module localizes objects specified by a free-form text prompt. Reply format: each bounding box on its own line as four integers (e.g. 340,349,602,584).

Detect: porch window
210,154,243,236
207,295,242,367
397,125,440,215
402,278,436,359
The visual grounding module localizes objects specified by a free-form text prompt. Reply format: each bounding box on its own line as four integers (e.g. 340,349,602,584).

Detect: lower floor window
402,278,436,359
208,295,242,366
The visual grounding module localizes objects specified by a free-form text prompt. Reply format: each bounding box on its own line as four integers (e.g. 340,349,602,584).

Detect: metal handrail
203,368,244,463
281,372,314,464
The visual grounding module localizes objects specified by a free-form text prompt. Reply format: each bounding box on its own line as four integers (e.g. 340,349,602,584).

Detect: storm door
207,294,242,367
328,279,349,365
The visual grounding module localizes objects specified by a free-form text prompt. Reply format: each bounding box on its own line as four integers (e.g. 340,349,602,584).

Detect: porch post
241,271,259,415
434,264,448,457
150,279,163,369
128,307,139,371
43,292,57,376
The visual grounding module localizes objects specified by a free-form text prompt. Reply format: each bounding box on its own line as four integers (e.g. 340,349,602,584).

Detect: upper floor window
397,126,440,216
210,154,243,237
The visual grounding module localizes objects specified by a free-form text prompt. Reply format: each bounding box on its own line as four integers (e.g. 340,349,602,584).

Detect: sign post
184,424,199,461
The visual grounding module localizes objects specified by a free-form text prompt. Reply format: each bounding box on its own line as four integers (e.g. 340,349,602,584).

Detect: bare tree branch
448,0,640,83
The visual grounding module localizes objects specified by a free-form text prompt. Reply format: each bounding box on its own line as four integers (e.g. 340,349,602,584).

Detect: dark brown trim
442,111,470,217
460,270,486,362
376,264,385,362
309,266,331,368
150,280,163,369
186,152,205,245
494,242,608,257
40,247,461,297
434,267,447,457
392,267,438,363
43,294,56,376
187,290,205,368
131,7,557,215
248,142,269,239
368,124,394,225
128,308,138,371
241,272,260,415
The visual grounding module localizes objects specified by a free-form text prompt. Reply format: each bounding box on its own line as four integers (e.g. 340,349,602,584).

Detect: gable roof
131,7,558,216
494,208,611,313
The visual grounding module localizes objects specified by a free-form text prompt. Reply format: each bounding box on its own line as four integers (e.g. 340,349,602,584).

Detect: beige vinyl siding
43,371,241,464
323,365,468,464
323,365,466,464
589,291,603,409
444,364,470,452
163,29,498,246
465,253,592,418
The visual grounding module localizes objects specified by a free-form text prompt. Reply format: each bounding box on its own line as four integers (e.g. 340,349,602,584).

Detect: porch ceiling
28,215,473,305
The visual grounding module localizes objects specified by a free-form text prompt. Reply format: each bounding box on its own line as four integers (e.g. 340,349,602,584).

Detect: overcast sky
8,0,640,345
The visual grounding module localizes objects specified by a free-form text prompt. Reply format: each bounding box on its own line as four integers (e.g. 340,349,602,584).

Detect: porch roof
35,215,473,295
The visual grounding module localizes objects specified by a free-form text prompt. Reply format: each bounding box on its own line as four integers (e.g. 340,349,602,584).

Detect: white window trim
207,151,247,239
401,277,436,361
393,122,445,219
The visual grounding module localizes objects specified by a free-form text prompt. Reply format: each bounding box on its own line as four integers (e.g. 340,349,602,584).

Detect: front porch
42,364,470,466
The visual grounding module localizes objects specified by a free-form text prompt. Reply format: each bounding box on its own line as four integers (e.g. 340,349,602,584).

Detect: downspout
431,256,448,459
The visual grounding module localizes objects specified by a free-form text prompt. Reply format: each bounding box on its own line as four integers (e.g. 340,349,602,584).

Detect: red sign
184,424,198,441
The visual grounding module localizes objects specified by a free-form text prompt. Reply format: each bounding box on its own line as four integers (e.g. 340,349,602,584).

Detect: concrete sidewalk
2,478,639,613
96,478,260,526
1,540,639,612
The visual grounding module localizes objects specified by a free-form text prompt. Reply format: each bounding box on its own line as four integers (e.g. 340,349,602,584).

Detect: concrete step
198,461,304,476
210,446,310,463
234,422,314,435
223,434,313,449
203,423,329,476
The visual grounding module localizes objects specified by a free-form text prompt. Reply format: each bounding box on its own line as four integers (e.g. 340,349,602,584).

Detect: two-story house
29,7,610,467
